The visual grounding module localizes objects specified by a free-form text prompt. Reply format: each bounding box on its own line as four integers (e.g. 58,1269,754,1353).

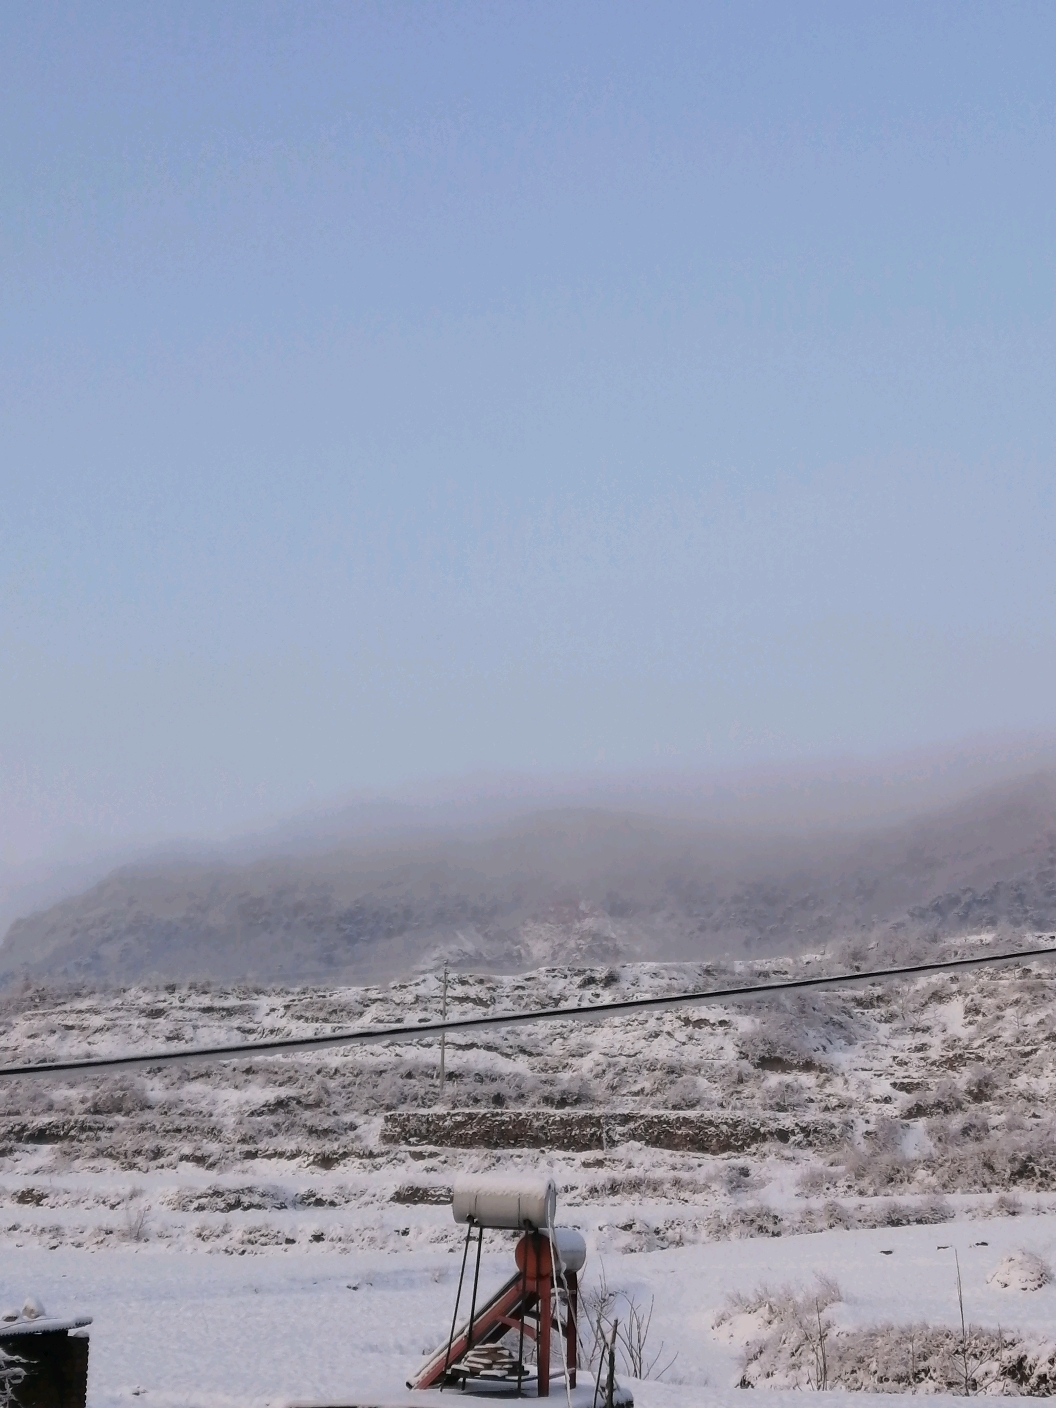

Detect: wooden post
605,1318,618,1408
438,962,448,1101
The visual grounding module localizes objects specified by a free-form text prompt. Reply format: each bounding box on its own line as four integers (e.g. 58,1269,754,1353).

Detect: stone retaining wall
380,1109,845,1153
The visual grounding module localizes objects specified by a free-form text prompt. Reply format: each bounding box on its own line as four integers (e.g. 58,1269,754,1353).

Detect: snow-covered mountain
3,772,1056,986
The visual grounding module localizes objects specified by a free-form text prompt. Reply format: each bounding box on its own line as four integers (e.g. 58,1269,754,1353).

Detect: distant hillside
2,772,1056,986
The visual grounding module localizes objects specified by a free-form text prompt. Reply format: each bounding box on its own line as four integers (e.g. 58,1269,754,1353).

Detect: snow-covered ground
5,1210,1056,1406
3,944,1056,1403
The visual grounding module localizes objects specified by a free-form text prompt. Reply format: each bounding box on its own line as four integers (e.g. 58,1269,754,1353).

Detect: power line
0,943,1053,1080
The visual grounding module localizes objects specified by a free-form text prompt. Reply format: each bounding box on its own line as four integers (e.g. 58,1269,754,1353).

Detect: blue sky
2,2,1055,861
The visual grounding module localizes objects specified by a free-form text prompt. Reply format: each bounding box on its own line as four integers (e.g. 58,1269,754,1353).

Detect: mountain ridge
3,770,1056,986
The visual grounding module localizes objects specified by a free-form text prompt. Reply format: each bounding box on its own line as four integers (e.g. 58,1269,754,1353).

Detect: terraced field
2,940,1055,1258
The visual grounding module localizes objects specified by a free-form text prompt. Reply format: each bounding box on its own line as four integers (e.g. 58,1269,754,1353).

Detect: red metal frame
411,1232,578,1397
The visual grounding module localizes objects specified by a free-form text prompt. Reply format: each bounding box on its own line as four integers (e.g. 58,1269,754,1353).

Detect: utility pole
438,961,448,1102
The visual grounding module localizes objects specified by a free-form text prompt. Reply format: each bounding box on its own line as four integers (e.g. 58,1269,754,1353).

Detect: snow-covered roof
0,1315,92,1339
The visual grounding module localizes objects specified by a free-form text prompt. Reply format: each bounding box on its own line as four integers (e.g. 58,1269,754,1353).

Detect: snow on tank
451,1173,557,1230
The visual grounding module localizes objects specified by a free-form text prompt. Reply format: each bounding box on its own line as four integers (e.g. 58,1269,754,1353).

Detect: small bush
738,1015,827,1072
717,1276,842,1390
987,1249,1052,1291
580,1269,677,1381
761,1077,806,1110
84,1078,151,1117
989,1192,1024,1217
121,1202,151,1242
661,1075,704,1110
900,1079,963,1118
961,1065,998,1102
834,1122,1056,1195
796,1166,828,1196
720,1279,1056,1394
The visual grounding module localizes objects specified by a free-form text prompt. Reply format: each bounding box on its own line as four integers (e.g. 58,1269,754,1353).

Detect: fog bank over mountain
2,761,1056,988
231,736,1056,856
3,735,1052,941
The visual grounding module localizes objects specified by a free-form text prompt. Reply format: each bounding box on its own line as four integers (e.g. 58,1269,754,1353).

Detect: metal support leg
516,1258,528,1397
565,1270,578,1389
537,1271,551,1398
441,1221,475,1389
466,1224,484,1357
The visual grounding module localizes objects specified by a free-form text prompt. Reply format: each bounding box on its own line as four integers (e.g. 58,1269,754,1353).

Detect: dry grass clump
737,1011,832,1073
720,1278,1056,1393
717,1276,842,1390
821,1118,1056,1197
813,1323,1051,1394
570,1172,714,1204
703,1195,952,1242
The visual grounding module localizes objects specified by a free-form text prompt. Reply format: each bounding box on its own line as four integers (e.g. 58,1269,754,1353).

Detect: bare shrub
576,1172,711,1203
165,1184,288,1213
874,1196,953,1228
931,1123,1056,1191
84,1075,150,1109
580,1268,619,1373
738,1014,825,1072
720,1271,1056,1393
815,1200,855,1231
795,1165,828,1196
85,1078,151,1116
717,1275,842,1390
707,1203,785,1239
539,1076,595,1110
900,1078,963,1118
961,1065,998,1103
193,1219,232,1243
722,1275,1010,1393
835,1121,1056,1195
839,1146,914,1194
580,1268,676,1381
614,1295,676,1380
989,1192,1024,1217
0,1082,55,1117
825,1322,1005,1393
763,1077,808,1111
121,1201,151,1242
660,1075,703,1110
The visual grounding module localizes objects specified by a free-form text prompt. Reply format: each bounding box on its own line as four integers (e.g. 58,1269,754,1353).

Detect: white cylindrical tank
451,1173,557,1230
549,1226,587,1274
516,1225,587,1279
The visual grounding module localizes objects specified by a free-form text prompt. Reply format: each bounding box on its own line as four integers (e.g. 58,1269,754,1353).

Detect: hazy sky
3,2,1056,865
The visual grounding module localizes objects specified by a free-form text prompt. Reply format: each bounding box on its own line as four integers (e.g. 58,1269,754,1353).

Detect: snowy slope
5,771,1056,985
4,943,1056,1402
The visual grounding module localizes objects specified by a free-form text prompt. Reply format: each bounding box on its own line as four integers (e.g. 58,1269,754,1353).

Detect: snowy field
5,1209,1056,1406
5,946,1056,1403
